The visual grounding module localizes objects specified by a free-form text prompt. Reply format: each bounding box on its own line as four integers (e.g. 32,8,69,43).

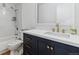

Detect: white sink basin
45,32,70,38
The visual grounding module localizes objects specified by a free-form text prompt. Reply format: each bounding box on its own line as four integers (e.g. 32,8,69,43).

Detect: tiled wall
0,3,16,41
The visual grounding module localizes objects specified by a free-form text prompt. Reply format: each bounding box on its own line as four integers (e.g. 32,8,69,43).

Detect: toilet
8,39,23,55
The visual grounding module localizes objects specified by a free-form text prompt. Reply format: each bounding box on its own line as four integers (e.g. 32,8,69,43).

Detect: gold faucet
56,24,60,32
62,29,65,33
70,28,77,35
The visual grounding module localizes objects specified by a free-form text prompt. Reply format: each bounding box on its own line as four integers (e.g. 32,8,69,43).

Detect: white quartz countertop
23,29,79,48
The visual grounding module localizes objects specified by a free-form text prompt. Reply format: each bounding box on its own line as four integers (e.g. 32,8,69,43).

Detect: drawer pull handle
47,45,50,49
50,47,53,51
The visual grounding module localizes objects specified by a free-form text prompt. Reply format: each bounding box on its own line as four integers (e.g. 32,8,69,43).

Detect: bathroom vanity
23,29,79,55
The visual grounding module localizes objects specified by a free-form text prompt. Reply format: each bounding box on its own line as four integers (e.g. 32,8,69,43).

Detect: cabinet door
54,42,70,55
23,33,38,55
31,35,38,55
65,45,79,55
54,41,79,55
23,33,32,55
38,38,54,55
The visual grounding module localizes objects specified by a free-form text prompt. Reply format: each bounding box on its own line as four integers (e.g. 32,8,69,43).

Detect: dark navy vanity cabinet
23,33,79,55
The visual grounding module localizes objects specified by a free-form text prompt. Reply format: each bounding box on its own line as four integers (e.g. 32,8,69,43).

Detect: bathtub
0,35,16,53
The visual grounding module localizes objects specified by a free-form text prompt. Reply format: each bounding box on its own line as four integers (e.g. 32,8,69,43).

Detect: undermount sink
45,32,70,38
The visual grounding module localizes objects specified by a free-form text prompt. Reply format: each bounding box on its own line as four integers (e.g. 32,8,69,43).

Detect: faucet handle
70,28,77,35
56,24,60,32
62,29,65,33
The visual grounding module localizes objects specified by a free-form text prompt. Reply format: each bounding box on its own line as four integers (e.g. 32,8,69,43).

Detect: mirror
56,3,75,26
37,3,76,27
37,3,57,23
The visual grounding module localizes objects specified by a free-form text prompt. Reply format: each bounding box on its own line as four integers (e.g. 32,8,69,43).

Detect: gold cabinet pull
47,45,50,49
50,47,53,51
